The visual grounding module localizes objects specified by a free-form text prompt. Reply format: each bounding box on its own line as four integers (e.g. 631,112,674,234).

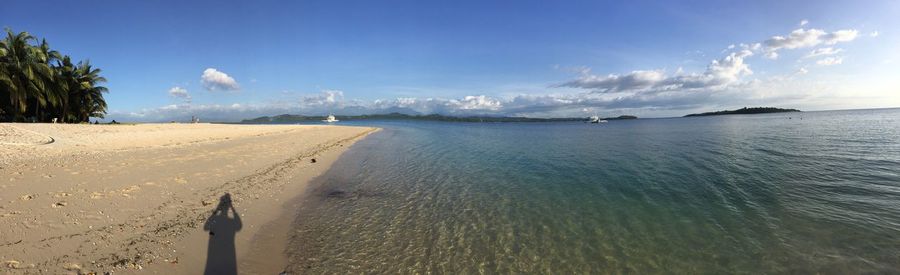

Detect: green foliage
0,28,109,122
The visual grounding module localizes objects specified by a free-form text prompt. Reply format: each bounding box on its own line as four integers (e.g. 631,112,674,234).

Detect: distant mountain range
684,107,800,117
240,113,638,123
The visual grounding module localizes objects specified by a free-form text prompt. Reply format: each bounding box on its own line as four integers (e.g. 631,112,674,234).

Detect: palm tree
0,29,54,121
0,45,10,118
34,39,62,121
0,28,109,122
72,60,108,122
53,56,77,122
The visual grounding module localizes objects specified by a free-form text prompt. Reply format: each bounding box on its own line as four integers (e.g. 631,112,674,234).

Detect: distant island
241,113,638,123
684,107,800,117
602,115,638,120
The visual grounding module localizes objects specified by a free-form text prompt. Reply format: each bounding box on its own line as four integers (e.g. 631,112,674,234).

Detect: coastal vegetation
0,28,108,122
241,113,639,123
684,107,800,117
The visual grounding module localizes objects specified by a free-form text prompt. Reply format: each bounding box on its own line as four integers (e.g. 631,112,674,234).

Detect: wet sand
0,123,377,274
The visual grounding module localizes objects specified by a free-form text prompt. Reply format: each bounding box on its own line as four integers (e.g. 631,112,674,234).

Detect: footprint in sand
0,211,21,218
90,192,104,199
63,262,82,271
121,186,141,197
4,260,21,269
173,177,188,184
19,194,35,200
53,192,72,198
51,202,68,208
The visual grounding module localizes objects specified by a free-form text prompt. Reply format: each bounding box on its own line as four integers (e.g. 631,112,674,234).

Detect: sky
3,0,898,121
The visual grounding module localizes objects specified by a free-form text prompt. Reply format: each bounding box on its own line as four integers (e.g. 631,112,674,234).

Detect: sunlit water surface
284,109,900,273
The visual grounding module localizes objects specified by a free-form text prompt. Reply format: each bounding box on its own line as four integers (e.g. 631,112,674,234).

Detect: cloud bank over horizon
107,21,886,122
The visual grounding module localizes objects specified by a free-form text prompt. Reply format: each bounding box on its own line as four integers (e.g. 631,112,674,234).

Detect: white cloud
816,56,844,66
764,28,827,51
110,92,506,122
547,24,863,116
370,95,503,114
800,19,809,26
200,68,240,91
701,49,754,84
448,95,503,110
168,86,190,99
110,23,873,122
558,49,754,93
557,70,666,92
870,31,879,37
805,47,844,58
557,26,859,96
110,78,828,122
823,30,859,44
302,90,344,107
762,28,858,59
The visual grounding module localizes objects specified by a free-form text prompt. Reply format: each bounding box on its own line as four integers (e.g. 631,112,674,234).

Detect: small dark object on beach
311,158,317,163
326,190,347,198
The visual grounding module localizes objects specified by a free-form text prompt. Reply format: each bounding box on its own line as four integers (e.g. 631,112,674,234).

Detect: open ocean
284,108,900,273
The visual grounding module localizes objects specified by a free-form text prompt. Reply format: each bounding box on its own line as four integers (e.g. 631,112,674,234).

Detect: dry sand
0,123,377,274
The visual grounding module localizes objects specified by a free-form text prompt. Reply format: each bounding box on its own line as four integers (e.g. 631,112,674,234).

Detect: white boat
322,114,339,123
588,116,608,124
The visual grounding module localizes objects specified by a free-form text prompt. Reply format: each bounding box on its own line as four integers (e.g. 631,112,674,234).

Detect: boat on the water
322,114,339,123
588,116,608,124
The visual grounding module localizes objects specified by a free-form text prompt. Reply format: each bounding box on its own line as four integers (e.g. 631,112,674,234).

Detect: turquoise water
285,109,900,273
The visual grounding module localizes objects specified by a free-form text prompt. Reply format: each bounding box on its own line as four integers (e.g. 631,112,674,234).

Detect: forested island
684,107,800,117
241,113,638,123
1,29,109,122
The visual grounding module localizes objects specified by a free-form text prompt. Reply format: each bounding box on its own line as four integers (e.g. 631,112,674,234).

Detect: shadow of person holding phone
203,193,242,275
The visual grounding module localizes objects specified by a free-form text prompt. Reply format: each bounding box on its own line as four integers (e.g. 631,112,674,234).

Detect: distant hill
684,107,800,117
240,113,638,123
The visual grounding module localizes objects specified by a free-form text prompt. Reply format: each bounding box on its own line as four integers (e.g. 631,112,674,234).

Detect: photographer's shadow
203,193,242,275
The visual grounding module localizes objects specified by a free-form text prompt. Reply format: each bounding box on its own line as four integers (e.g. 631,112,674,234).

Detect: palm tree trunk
34,98,40,122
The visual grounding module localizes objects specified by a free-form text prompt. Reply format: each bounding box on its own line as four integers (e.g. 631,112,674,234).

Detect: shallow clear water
285,109,900,273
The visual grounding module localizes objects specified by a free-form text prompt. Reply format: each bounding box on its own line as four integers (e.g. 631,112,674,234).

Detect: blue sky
3,0,898,121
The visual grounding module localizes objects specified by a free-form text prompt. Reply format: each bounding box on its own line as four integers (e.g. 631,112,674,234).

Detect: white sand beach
0,123,377,274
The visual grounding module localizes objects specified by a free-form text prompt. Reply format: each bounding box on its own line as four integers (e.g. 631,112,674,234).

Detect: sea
282,108,900,273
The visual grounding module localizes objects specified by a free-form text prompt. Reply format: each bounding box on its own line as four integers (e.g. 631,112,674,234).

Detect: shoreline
0,123,378,274
231,128,380,275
